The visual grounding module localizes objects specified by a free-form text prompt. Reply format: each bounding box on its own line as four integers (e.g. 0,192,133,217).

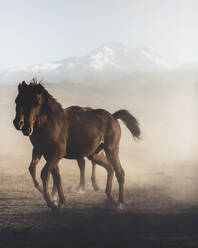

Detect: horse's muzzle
22,126,33,136
13,119,24,130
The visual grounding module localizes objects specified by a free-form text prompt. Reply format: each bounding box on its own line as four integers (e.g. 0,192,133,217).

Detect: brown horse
14,85,102,192
14,98,108,193
13,80,141,211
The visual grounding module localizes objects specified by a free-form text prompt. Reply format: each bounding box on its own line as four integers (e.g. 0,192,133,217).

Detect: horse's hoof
51,202,58,210
46,199,58,211
115,201,125,210
52,199,58,207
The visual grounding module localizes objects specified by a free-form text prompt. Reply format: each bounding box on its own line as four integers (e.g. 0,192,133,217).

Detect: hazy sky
0,0,197,69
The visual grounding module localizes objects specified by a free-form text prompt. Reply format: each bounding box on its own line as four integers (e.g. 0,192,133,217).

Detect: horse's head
13,80,44,136
13,82,25,131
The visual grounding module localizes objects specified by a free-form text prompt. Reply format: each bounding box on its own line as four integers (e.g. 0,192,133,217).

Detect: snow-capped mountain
0,42,171,84
54,42,170,73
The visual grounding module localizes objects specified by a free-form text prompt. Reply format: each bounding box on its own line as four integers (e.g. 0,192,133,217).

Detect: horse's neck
42,97,64,123
37,97,65,128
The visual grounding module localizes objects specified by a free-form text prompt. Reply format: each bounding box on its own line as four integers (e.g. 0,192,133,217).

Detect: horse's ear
18,81,27,92
22,81,27,87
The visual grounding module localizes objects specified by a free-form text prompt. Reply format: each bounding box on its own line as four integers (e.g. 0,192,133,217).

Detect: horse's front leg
51,166,65,211
51,177,58,200
41,157,62,210
28,148,43,193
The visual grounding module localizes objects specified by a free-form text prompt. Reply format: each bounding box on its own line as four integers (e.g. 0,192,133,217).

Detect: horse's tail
113,109,141,139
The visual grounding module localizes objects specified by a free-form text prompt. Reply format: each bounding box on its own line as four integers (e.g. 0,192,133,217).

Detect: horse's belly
65,135,103,159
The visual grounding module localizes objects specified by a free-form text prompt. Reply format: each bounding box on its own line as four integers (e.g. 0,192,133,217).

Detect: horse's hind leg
76,158,85,191
105,147,125,205
88,153,115,204
91,160,100,191
28,147,43,193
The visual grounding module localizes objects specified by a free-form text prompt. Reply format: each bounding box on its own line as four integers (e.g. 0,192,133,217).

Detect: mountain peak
0,42,171,84
98,42,126,51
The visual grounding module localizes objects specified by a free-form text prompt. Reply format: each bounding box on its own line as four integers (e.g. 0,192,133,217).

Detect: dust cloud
0,70,198,212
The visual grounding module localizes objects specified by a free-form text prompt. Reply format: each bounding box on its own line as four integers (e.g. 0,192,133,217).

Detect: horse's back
65,106,114,128
64,105,92,113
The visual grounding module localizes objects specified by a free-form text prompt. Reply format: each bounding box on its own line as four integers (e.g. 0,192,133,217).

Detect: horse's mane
28,79,64,119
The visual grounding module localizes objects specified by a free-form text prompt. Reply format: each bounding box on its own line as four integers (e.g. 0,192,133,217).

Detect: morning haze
0,1,198,245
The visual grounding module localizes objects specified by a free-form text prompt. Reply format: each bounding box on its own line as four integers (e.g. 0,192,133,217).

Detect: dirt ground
0,164,198,248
